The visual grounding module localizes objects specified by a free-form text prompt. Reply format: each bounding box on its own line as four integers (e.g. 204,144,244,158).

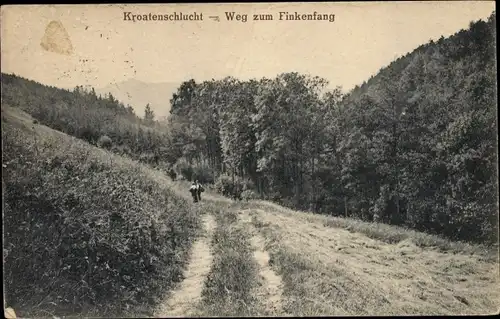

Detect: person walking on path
196,180,204,201
189,181,199,203
189,180,205,203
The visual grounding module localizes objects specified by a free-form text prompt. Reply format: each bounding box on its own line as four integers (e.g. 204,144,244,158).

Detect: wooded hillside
1,74,175,168
163,12,497,243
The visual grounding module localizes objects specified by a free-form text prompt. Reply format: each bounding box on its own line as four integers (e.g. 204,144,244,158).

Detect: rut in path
239,211,285,315
154,213,216,317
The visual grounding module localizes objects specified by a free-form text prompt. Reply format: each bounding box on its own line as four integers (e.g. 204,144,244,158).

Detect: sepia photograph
1,1,498,318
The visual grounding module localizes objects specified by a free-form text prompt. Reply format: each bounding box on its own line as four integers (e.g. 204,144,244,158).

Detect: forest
1,11,497,244
1,75,172,166
163,12,497,243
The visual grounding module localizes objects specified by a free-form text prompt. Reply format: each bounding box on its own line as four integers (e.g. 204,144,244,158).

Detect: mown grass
246,200,498,259
197,209,262,317
2,107,200,318
249,208,499,316
249,216,346,316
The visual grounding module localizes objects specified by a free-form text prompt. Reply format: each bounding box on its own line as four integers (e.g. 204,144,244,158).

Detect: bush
214,174,255,200
191,163,215,184
241,189,260,201
97,135,112,149
111,144,132,157
174,159,194,181
167,168,177,181
139,152,159,165
174,159,214,184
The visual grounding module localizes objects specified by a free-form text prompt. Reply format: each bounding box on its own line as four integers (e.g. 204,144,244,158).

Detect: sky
1,2,496,92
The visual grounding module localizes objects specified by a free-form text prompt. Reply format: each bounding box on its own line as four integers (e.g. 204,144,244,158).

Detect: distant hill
95,79,179,120
1,72,175,167
344,12,496,105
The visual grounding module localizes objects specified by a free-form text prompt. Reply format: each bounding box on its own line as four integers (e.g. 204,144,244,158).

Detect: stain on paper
40,20,73,55
4,307,16,319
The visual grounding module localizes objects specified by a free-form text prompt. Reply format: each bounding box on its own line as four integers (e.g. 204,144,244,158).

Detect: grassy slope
2,106,199,318
244,205,499,315
245,201,498,258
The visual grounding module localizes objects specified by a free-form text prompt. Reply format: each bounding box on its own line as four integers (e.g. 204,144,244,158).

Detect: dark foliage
164,12,497,244
0,74,175,169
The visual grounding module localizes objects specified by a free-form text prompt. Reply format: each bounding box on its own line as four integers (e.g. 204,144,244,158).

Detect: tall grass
198,209,261,316
2,108,200,318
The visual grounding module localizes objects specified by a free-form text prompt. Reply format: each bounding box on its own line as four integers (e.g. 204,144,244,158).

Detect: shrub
191,163,215,184
138,152,158,165
174,159,194,181
173,159,214,184
110,144,132,157
241,189,260,201
214,174,255,200
97,135,112,149
167,168,177,181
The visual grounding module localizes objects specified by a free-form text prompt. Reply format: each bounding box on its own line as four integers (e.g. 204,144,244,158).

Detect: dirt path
239,212,285,316
154,214,216,317
246,208,499,315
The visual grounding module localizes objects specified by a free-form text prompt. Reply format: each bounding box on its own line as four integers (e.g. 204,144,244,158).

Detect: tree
144,104,155,124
